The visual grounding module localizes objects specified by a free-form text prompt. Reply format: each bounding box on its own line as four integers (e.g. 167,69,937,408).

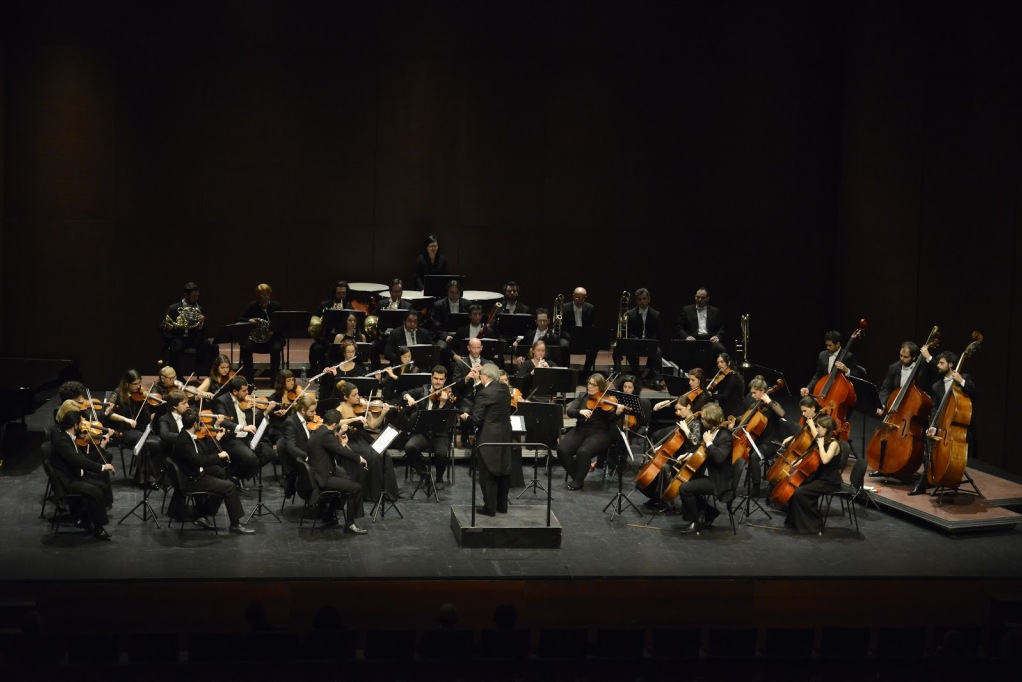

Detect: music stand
354,342,374,365
214,322,254,367
849,375,884,474
407,409,458,502
369,425,405,521
407,345,438,370
397,373,432,393
271,310,312,370
459,337,506,364
424,274,464,298
118,427,160,528
663,374,690,398
733,429,773,524
496,314,532,340
515,400,563,497
532,367,575,400
347,377,380,400
603,428,642,518
445,312,469,333
615,338,661,366
375,308,409,333
669,339,715,374
568,326,613,367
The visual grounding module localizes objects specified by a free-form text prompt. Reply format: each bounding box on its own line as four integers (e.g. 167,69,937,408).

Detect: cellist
910,349,979,496
677,403,733,534
783,414,843,535
731,376,785,498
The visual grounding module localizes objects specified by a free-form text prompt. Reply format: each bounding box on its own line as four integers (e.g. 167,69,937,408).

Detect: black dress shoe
229,523,255,534
434,481,446,491
93,527,112,541
345,523,368,535
908,481,929,496
475,506,496,517
566,482,584,491
679,522,700,535
643,499,663,509
868,470,886,478
193,517,212,530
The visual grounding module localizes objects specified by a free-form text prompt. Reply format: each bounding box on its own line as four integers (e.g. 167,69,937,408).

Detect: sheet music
133,423,152,458
372,425,402,454
250,418,270,449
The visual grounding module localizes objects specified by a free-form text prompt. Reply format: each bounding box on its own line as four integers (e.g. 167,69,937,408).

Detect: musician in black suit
306,410,366,533
512,308,567,369
612,288,665,389
472,364,513,516
431,280,475,366
162,281,219,371
280,394,318,469
171,409,254,534
370,279,413,370
562,287,598,378
212,377,278,484
385,310,434,366
452,304,487,350
876,341,939,415
676,287,727,356
238,282,285,382
50,409,116,540
309,281,351,374
156,391,196,452
676,402,734,534
800,330,861,397
452,338,495,444
910,349,979,496
401,366,456,488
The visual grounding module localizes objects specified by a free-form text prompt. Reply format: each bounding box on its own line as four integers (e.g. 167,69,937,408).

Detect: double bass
809,319,867,441
729,379,783,464
926,332,982,489
865,327,940,479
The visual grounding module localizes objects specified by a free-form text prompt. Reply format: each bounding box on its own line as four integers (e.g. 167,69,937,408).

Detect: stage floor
3,394,1022,585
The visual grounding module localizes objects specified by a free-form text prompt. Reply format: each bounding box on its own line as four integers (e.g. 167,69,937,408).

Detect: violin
430,387,453,404
706,369,732,392
76,397,107,416
306,414,325,431
356,398,388,415
586,389,618,412
238,395,271,411
285,388,300,403
75,419,120,448
131,387,166,406
196,410,224,439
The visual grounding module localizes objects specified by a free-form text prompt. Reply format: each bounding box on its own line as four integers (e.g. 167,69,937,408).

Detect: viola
706,369,731,392
586,390,618,412
866,326,941,479
286,388,300,402
926,332,981,489
356,398,387,415
510,387,523,413
430,387,453,404
809,319,867,441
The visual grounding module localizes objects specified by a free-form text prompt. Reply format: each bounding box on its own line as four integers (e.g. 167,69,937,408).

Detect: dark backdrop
2,1,1018,474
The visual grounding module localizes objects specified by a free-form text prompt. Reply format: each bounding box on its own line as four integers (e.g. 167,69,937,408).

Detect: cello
729,378,783,464
865,327,940,479
810,319,867,441
766,404,832,485
634,412,699,499
926,332,982,490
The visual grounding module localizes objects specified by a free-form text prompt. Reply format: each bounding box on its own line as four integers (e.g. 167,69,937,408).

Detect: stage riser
450,505,562,548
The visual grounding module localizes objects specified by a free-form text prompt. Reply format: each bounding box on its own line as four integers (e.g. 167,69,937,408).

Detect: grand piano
0,357,80,459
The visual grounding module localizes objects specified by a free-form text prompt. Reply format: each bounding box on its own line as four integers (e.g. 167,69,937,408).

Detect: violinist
800,330,861,397
517,340,558,397
279,394,319,472
171,409,254,534
558,373,619,491
309,280,352,374
51,409,116,540
733,376,786,498
414,235,448,290
402,366,456,488
910,349,979,496
596,375,650,474
709,353,745,418
562,287,598,380
677,402,733,534
384,310,434,367
156,390,206,453
650,368,710,444
55,382,112,463
783,414,842,534
161,281,219,372
239,283,284,383
150,365,185,417
211,376,278,487
337,380,400,503
195,355,235,400
379,346,418,401
676,287,726,356
612,288,665,390
266,369,301,445
306,410,367,533
104,369,161,487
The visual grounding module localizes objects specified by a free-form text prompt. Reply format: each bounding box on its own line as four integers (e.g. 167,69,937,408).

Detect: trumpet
552,293,565,337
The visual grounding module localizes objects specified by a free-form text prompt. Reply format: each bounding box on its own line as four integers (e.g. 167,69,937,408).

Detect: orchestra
37,276,984,543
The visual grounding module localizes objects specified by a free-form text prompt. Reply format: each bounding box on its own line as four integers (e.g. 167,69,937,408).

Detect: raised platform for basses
864,467,1022,535
450,504,562,548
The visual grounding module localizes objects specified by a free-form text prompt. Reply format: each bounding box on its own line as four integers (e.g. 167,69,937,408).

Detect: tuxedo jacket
930,373,978,404
51,431,103,485
676,304,724,340
806,349,859,392
377,297,413,311
172,430,223,479
156,412,183,450
281,412,313,464
624,306,661,340
878,358,939,406
495,299,530,317
561,302,596,330
212,394,268,439
306,427,359,488
472,381,512,474
700,427,735,498
431,297,476,336
385,325,434,364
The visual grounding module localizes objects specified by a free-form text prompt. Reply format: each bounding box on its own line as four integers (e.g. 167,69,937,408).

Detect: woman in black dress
708,353,745,419
557,373,621,490
414,235,449,290
784,413,844,534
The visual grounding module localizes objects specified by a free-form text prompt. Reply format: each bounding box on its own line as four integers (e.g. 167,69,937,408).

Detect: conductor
472,364,512,516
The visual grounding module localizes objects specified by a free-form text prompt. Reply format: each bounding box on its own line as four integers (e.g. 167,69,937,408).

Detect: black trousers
404,433,451,479
65,475,111,528
478,459,509,513
186,470,245,525
240,339,284,381
557,427,614,487
320,475,362,525
678,476,716,523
